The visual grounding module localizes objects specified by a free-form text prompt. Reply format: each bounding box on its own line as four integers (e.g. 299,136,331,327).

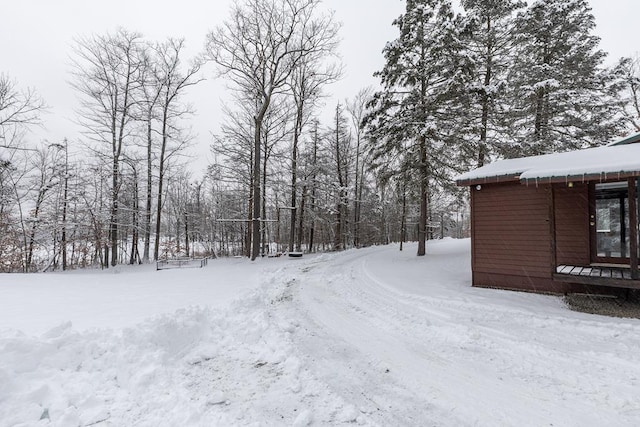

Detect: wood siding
471,183,552,289
553,183,590,266
469,181,630,295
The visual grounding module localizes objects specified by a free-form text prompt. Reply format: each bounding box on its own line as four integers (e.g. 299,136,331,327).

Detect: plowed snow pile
1,239,639,426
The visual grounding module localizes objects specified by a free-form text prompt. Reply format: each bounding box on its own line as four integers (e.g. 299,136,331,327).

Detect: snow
0,259,259,335
1,240,640,426
456,142,640,184
529,78,560,91
606,130,640,147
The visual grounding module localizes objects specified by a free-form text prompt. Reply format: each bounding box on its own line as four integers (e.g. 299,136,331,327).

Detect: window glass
595,182,629,259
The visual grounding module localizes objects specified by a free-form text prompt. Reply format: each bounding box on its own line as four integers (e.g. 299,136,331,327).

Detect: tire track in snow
282,250,450,426
285,243,640,426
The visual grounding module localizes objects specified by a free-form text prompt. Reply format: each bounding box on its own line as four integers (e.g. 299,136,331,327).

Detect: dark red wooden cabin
456,134,640,294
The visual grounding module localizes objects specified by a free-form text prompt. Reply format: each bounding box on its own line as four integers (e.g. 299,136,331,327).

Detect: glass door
594,182,630,263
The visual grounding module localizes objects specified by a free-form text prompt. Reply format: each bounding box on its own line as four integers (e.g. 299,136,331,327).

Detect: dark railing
156,257,209,270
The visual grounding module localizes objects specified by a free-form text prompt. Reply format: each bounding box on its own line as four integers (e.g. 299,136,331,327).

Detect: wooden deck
555,264,640,289
556,265,634,279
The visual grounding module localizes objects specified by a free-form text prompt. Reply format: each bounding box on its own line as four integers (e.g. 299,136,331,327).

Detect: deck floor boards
557,264,628,278
556,264,640,289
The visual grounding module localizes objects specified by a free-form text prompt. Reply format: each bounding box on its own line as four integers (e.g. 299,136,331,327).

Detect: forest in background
1,0,640,272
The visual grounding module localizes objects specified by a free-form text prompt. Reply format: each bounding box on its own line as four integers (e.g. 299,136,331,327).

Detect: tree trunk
61,148,68,271
153,111,168,261
289,102,304,252
417,135,428,256
334,108,345,251
129,165,139,265
534,88,546,142
478,16,492,168
251,113,261,261
379,181,388,245
400,177,407,251
296,184,306,252
110,156,119,266
251,97,271,261
353,156,360,248
26,189,46,271
143,111,153,263
104,245,109,269
534,45,550,148
153,166,164,260
245,184,253,258
308,123,319,252
184,210,189,256
261,151,267,256
417,31,428,257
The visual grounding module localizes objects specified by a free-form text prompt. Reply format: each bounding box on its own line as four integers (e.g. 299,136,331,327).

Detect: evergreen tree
612,56,640,133
505,0,621,157
366,0,468,256
459,0,525,167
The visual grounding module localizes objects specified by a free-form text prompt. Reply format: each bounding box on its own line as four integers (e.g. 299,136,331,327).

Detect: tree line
1,0,639,272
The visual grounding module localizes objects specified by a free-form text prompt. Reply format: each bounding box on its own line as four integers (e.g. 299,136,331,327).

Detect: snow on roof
456,143,640,185
607,130,640,146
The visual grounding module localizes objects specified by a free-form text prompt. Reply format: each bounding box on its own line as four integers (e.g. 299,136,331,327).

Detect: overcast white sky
1,0,638,175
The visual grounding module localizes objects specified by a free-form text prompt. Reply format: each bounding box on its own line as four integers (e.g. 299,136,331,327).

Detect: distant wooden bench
156,257,209,270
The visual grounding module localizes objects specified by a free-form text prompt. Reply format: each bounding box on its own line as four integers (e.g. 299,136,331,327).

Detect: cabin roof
607,130,640,146
456,134,640,186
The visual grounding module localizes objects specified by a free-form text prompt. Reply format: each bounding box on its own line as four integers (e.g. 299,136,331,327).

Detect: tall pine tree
366,0,468,256
459,0,525,167
505,0,621,156
612,56,640,133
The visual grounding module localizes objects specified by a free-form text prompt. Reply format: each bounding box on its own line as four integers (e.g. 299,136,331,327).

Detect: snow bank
0,261,358,426
0,259,259,335
1,309,226,426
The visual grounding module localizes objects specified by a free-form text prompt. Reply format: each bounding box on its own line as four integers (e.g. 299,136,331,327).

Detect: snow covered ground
1,239,640,426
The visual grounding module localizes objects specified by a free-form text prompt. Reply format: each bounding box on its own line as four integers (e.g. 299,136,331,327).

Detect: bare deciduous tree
346,86,373,248
149,38,203,261
329,103,351,251
0,73,45,148
71,28,145,266
286,17,341,252
205,0,341,260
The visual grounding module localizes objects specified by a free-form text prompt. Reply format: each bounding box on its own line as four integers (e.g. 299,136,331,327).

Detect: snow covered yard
1,239,640,426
